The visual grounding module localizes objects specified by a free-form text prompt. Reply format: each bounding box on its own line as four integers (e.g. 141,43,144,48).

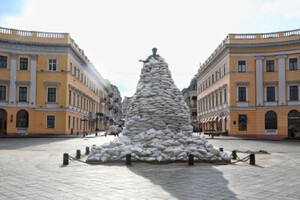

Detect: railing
0,27,12,34
17,30,32,37
0,26,90,64
234,34,256,39
37,32,64,38
261,33,279,38
283,29,300,37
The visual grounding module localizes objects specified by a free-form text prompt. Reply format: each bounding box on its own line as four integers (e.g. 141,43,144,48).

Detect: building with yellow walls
0,27,119,136
196,29,300,139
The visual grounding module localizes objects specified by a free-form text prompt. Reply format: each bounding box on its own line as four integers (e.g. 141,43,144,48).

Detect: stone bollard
63,153,69,165
188,154,194,165
232,150,237,160
85,147,90,155
250,154,255,165
76,149,81,159
126,154,131,165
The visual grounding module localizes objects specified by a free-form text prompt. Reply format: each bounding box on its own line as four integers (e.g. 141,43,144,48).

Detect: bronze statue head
152,48,157,55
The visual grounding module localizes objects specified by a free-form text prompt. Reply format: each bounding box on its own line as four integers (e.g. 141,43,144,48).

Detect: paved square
0,135,299,200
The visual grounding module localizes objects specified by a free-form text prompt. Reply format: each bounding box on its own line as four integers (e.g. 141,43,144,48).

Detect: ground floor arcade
198,108,300,139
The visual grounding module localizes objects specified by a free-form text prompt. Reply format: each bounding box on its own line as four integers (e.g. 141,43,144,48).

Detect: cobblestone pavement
0,134,299,200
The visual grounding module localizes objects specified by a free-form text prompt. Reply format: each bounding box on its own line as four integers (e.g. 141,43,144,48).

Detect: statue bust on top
139,47,161,63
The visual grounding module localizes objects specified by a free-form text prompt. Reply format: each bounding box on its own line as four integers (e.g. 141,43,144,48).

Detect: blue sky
0,0,24,24
1,0,300,99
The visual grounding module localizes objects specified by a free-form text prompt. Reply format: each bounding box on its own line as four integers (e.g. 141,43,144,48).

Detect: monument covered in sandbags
87,48,230,163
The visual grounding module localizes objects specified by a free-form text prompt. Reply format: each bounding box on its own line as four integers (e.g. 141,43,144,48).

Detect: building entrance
0,109,7,136
288,110,300,138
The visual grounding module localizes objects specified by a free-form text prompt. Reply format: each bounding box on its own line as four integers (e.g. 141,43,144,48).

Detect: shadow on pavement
128,162,238,200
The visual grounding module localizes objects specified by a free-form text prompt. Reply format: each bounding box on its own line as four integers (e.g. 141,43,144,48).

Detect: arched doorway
16,110,29,128
265,111,277,135
0,109,7,136
288,110,300,138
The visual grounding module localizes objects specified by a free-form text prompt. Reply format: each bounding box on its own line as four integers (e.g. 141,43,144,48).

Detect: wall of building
196,29,300,139
0,27,114,136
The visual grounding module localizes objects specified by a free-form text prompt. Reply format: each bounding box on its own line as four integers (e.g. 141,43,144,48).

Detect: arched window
288,110,300,138
16,110,28,128
265,111,277,129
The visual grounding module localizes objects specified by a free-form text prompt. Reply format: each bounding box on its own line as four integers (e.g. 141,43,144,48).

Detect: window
70,62,73,74
19,87,27,102
47,88,56,102
77,118,79,130
212,95,214,107
238,87,247,102
238,114,247,131
47,115,55,128
266,86,276,101
73,117,75,129
215,71,218,81
216,93,218,106
238,60,246,72
74,67,77,76
289,85,299,101
69,90,72,105
0,55,7,69
48,59,57,71
68,116,71,129
265,111,277,129
73,92,76,106
266,60,275,72
224,64,227,75
0,86,6,101
220,91,222,104
289,58,298,71
20,57,28,70
212,74,214,83
16,110,28,128
224,88,227,103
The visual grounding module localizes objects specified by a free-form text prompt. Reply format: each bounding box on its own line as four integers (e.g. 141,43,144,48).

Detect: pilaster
9,53,17,105
277,55,287,105
255,56,264,106
30,55,37,106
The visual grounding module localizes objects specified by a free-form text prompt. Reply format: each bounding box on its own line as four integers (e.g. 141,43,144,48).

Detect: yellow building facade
0,27,111,136
197,29,300,139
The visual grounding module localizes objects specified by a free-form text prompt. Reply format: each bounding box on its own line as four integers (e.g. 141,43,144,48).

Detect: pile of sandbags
87,57,230,163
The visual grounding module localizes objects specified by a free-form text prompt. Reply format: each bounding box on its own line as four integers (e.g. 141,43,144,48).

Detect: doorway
288,110,300,138
0,109,7,136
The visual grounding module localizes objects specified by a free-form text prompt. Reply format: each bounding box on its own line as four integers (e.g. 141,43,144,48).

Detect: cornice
0,38,69,47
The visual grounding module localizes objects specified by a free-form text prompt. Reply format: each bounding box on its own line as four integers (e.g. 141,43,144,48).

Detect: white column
9,53,17,105
255,56,264,106
30,55,37,106
277,55,286,105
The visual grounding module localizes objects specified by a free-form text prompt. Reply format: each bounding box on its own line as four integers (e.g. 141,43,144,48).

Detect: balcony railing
0,26,89,63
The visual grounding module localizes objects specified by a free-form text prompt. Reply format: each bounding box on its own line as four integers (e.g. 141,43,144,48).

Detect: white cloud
2,0,300,99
